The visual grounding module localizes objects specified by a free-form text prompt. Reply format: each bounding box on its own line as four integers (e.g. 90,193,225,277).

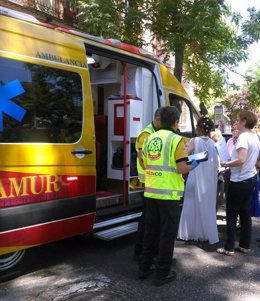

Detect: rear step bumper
93,222,138,240
93,212,141,240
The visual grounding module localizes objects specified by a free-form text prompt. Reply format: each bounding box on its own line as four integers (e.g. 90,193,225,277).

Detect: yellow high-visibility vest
135,123,155,183
143,129,184,200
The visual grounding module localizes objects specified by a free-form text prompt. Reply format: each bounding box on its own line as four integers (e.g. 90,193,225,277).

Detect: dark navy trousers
139,197,180,278
225,174,257,251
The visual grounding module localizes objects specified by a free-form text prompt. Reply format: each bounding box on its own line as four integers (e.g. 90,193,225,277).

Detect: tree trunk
174,47,184,83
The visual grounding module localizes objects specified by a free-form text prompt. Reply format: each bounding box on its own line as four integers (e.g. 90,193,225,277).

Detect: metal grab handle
71,150,92,155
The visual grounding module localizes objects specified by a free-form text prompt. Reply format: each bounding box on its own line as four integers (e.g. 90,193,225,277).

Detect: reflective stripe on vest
138,173,145,180
144,130,184,200
146,165,178,173
145,187,183,197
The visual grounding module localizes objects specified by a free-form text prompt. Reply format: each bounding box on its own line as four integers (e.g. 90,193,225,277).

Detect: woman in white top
217,110,260,255
178,117,219,244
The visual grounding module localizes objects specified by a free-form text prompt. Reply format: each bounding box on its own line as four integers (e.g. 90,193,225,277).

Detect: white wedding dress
178,136,219,244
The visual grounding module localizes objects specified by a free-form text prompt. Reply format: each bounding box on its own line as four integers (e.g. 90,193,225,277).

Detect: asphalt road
0,206,260,301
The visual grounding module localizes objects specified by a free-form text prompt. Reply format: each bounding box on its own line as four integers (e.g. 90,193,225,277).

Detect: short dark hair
160,106,180,128
237,110,257,129
154,107,161,119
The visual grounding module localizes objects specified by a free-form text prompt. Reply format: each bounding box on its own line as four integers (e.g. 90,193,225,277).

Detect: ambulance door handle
71,150,92,155
71,146,92,159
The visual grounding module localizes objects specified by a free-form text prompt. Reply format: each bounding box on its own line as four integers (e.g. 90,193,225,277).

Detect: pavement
0,205,260,301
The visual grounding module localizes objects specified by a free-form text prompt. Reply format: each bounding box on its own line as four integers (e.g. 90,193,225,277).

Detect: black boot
153,270,177,287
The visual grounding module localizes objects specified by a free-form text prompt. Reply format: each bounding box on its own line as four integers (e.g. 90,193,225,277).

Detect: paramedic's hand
191,159,200,169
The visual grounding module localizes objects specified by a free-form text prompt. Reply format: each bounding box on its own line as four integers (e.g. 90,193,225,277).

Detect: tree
216,9,260,132
148,0,254,104
242,7,260,43
77,0,123,39
77,0,145,46
222,88,259,125
122,0,146,46
247,64,260,108
221,63,260,128
77,0,260,106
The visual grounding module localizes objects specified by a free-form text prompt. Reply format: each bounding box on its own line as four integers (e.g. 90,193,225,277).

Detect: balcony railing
7,0,79,25
34,0,58,18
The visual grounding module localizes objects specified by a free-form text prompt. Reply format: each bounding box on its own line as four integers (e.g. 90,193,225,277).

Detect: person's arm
137,132,149,169
142,137,149,169
175,138,199,174
187,138,195,155
137,149,145,169
256,150,260,168
176,160,194,174
221,147,247,168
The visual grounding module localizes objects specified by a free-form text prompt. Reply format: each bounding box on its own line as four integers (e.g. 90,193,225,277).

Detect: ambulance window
0,57,82,143
191,106,200,127
169,94,193,134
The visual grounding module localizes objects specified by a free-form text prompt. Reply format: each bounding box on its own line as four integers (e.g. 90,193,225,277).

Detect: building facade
0,0,79,28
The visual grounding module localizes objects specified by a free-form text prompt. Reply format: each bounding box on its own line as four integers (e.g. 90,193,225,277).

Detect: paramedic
138,106,199,286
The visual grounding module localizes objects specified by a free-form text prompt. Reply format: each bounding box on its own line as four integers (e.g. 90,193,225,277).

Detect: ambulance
0,6,200,273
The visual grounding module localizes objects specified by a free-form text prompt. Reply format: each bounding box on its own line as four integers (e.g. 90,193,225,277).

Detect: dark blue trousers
139,197,180,279
225,174,257,251
134,194,146,257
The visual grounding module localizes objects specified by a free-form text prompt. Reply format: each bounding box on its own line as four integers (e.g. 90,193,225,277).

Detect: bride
178,117,219,245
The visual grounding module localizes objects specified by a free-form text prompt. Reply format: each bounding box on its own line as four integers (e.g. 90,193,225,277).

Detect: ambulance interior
87,53,197,209
88,54,155,203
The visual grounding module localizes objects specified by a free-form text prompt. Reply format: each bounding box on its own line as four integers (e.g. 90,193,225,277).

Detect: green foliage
147,0,251,105
122,0,146,46
77,0,123,39
247,64,260,108
242,8,260,43
77,0,145,46
185,56,226,102
77,0,260,107
222,65,260,125
222,88,259,125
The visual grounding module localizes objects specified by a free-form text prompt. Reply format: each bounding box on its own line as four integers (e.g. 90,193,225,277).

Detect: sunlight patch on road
0,265,111,301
